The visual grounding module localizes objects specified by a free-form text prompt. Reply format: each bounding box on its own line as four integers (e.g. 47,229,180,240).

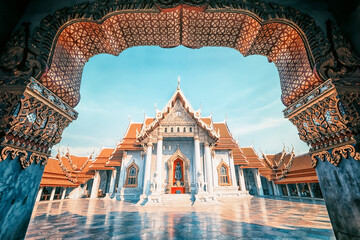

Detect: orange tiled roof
41,155,95,187
213,122,248,165
240,147,264,168
276,153,318,184
89,148,115,170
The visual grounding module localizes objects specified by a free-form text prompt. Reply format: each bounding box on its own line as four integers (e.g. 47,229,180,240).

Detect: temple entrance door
171,158,185,194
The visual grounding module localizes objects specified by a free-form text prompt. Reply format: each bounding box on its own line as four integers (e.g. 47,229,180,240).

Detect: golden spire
177,75,180,90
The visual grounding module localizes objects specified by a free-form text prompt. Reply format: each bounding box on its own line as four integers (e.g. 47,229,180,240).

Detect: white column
143,142,153,195
308,183,315,198
238,167,247,191
296,183,301,197
50,187,56,201
267,181,274,195
272,181,279,196
155,134,163,193
61,187,67,200
36,187,43,202
253,169,264,196
285,184,291,196
194,135,202,192
228,152,238,188
204,143,213,193
109,168,117,195
90,171,101,199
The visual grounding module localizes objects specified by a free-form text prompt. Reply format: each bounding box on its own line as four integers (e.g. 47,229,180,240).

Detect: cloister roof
89,148,115,170
40,154,95,187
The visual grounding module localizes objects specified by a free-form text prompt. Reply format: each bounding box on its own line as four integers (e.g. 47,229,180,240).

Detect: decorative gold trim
217,161,231,186
311,145,360,167
124,162,139,188
1,146,47,169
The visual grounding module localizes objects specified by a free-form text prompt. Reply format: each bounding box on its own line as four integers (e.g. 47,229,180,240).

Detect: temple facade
111,84,246,203
36,85,323,203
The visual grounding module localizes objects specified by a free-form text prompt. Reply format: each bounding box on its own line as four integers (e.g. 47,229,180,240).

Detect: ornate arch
166,146,191,193
1,0,358,108
124,161,139,188
217,160,231,186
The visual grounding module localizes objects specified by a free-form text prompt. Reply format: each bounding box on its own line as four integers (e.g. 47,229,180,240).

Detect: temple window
177,127,180,132
164,128,167,133
189,127,192,132
183,127,186,132
171,127,173,132
217,162,231,186
124,163,139,188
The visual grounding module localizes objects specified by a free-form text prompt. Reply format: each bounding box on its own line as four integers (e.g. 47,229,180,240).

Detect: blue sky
54,46,308,156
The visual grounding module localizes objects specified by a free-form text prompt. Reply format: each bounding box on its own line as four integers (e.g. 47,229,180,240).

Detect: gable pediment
162,100,196,125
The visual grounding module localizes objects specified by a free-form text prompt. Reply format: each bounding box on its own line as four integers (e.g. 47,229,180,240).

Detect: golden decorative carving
311,145,360,167
0,146,47,169
285,79,356,152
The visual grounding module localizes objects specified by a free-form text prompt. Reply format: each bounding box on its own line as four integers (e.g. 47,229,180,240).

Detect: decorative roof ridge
276,149,296,180
260,149,275,169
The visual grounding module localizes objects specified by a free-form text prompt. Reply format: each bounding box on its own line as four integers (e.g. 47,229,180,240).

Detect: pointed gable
137,88,219,141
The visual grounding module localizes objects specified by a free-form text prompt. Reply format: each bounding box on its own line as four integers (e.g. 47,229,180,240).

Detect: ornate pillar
253,169,264,196
204,143,213,193
194,134,202,192
307,183,315,198
155,130,163,193
61,187,67,200
237,166,247,191
36,187,43,202
285,78,360,238
108,168,117,196
143,141,153,196
90,171,101,199
0,77,77,239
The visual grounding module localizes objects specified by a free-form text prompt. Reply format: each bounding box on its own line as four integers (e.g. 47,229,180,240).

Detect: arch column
285,78,360,239
0,78,77,240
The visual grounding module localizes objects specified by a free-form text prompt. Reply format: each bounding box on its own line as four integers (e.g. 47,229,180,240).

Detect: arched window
177,127,180,132
171,127,174,132
164,128,167,133
189,127,192,132
217,162,231,186
183,127,186,132
125,162,139,188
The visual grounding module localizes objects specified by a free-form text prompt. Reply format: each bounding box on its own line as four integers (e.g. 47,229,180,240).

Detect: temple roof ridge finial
177,75,180,90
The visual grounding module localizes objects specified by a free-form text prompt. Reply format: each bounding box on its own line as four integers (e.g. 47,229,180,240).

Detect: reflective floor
26,196,334,239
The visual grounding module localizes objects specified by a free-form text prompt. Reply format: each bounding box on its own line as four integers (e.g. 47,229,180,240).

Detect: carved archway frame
166,146,191,193
1,0,359,109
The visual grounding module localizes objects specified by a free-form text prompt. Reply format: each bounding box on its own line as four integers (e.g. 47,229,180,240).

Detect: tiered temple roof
40,153,95,187
275,154,318,184
89,148,115,170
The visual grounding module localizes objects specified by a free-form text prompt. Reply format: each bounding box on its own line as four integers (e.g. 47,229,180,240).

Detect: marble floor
25,196,335,239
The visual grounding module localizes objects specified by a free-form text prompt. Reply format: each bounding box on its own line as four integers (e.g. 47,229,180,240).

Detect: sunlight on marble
26,196,335,239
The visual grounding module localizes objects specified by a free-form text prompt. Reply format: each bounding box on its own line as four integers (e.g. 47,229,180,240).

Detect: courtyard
25,196,334,239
